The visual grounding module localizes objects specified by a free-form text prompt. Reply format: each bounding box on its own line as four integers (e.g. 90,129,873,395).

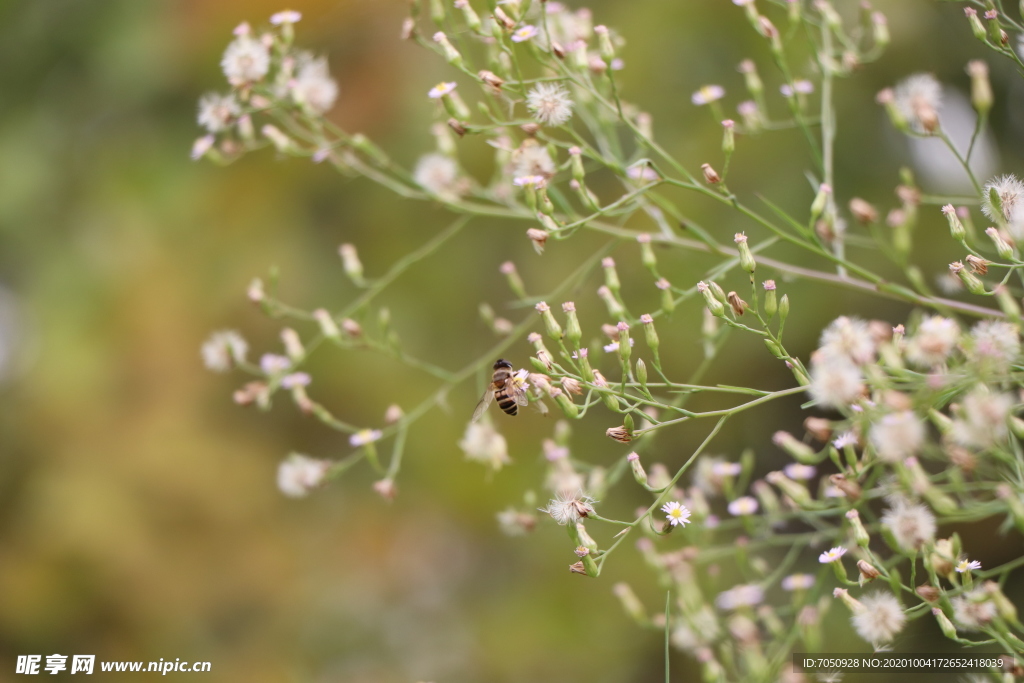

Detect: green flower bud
560,302,582,345
722,119,735,154
594,25,615,62
551,388,579,419
429,0,445,25
432,31,463,68
738,59,763,96
535,301,564,340
933,608,958,639
764,339,785,359
765,470,812,507
985,227,1014,260
735,232,756,273
965,7,986,42
612,582,648,626
772,431,817,464
845,509,870,547
627,452,647,486
967,60,993,115
698,282,726,317
635,358,648,388
950,261,986,295
313,309,342,341
941,204,965,241
339,243,366,286
616,321,632,364
877,88,909,133
763,280,778,317
456,0,482,32
637,233,657,270
810,183,831,219
602,257,621,294
779,294,790,323
871,11,889,49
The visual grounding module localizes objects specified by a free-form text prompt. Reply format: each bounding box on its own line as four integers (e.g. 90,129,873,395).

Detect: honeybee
471,359,529,422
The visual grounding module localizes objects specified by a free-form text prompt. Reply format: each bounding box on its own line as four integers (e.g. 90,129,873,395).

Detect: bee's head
494,358,513,370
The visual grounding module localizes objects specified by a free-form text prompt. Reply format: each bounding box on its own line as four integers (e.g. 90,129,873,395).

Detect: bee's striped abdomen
496,389,518,416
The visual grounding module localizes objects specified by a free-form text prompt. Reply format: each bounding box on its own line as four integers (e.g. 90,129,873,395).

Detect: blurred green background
1,0,1021,681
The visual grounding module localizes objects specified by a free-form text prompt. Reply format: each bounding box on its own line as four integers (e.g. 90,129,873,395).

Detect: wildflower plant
194,1,1024,679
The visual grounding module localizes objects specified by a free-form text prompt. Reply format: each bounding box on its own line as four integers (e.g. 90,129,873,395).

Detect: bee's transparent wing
471,386,495,423
532,399,549,417
507,378,530,407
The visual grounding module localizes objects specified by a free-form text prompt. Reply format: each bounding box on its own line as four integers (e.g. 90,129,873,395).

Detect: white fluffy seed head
952,590,997,630
526,82,574,126
982,174,1024,223
277,454,331,498
893,73,942,132
951,385,1012,448
808,357,864,409
414,153,460,199
459,422,511,470
221,35,271,85
905,315,960,367
542,489,596,525
197,92,240,133
292,55,339,114
819,316,876,365
869,411,925,463
968,320,1020,372
851,592,906,645
881,501,936,552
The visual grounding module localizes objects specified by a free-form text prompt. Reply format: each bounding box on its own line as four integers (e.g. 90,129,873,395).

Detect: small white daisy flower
260,353,291,376
819,546,847,564
781,573,815,591
832,432,857,449
526,82,574,126
270,10,302,24
511,24,538,42
691,84,725,106
626,164,659,181
716,584,764,610
349,429,383,447
513,174,547,188
727,496,759,516
784,463,816,481
661,501,692,527
956,559,982,573
428,81,457,99
281,372,310,389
